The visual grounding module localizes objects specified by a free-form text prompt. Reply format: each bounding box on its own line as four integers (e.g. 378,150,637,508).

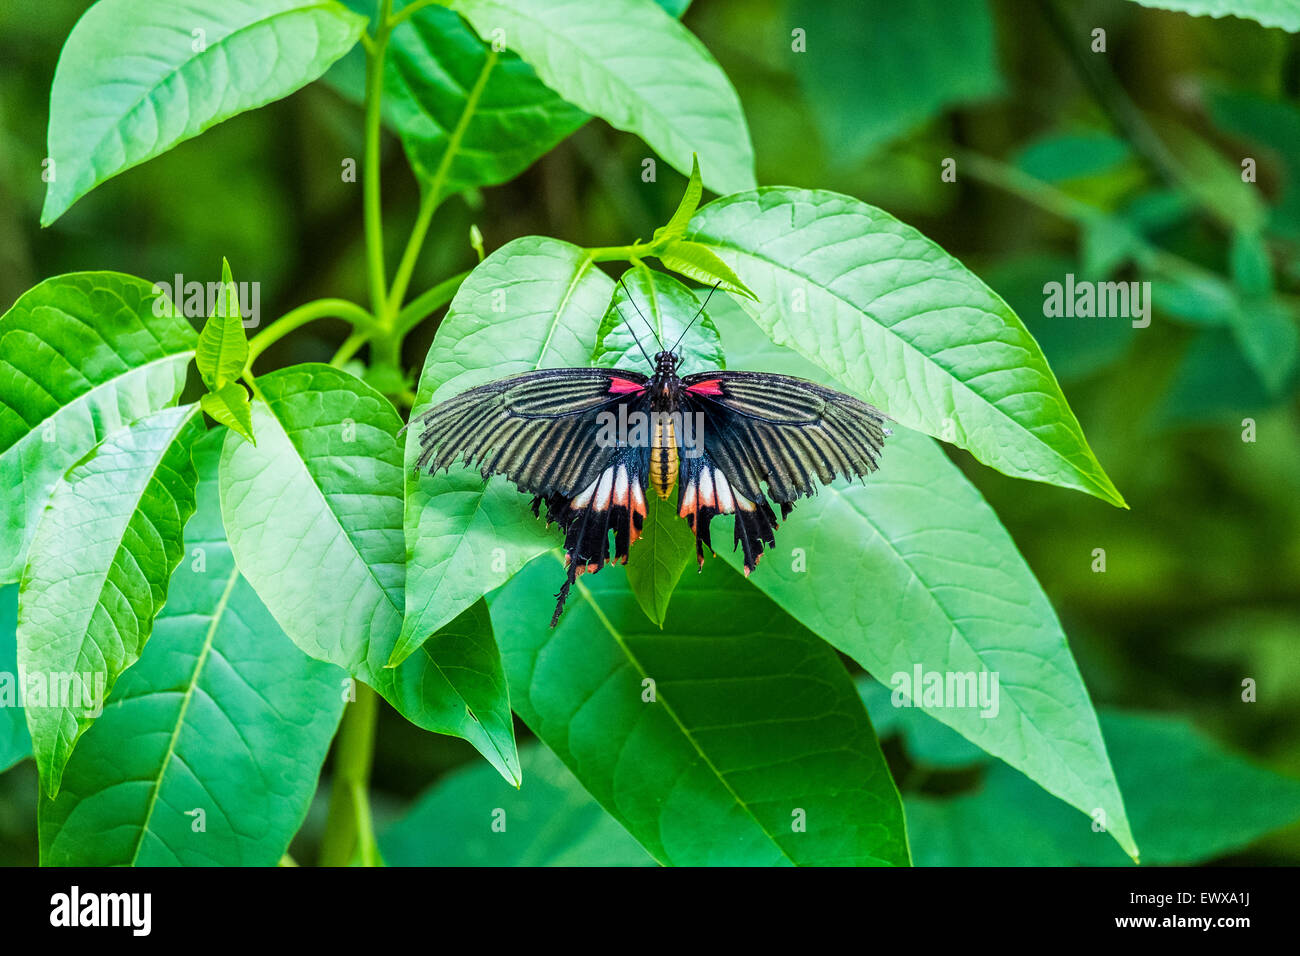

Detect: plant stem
388,0,446,28
319,683,382,867
246,299,377,371
363,1,395,317
386,50,499,319
587,241,651,262
330,330,372,367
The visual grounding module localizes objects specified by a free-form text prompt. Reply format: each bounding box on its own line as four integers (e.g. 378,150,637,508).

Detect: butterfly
410,280,892,625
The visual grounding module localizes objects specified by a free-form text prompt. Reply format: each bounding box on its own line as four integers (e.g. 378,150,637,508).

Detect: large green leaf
397,237,614,666
0,272,196,583
686,188,1126,507
0,585,30,773
38,430,346,866
906,711,1300,865
490,556,910,866
381,743,654,866
18,403,204,797
708,299,1136,859
448,0,755,194
42,0,367,224
788,0,1001,161
1123,0,1300,31
218,364,518,783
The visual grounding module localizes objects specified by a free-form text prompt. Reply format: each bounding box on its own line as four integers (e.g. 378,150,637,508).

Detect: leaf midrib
566,558,797,866
128,562,238,865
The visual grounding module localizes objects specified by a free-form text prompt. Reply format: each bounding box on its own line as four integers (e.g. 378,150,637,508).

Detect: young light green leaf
0,585,31,774
1122,0,1300,32
652,154,703,244
200,383,255,445
218,364,518,784
624,494,696,627
709,300,1137,859
0,272,196,583
381,743,654,866
38,430,346,866
657,239,757,300
490,556,910,866
448,0,755,194
195,259,248,390
42,0,368,224
687,188,1126,507
594,266,725,373
18,403,205,797
396,237,615,668
907,711,1300,866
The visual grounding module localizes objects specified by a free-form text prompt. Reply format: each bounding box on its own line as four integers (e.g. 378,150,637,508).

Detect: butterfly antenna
670,281,721,354
618,276,664,351
615,306,655,369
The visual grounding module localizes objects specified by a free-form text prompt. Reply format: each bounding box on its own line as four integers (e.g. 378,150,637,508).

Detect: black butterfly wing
676,370,891,572
411,366,653,624
412,367,650,497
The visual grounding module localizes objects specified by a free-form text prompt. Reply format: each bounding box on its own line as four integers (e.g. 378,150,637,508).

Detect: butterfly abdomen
650,412,678,499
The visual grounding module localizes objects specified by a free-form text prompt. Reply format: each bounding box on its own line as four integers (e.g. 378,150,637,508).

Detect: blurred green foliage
2,0,1298,865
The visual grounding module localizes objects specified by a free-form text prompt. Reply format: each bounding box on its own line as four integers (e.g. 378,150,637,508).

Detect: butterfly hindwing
532,446,651,625
678,370,890,571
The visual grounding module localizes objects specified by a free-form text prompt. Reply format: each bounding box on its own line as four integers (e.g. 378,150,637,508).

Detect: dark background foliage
1,0,1297,864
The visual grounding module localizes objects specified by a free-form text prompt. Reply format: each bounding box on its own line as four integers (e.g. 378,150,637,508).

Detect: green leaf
594,265,725,374
657,239,758,300
18,403,205,797
0,585,31,774
330,0,588,195
200,383,255,444
38,430,346,866
396,237,614,667
687,188,1126,507
448,0,755,194
624,493,696,627
0,272,196,583
490,556,910,866
195,259,248,391
858,677,986,770
788,0,1001,161
217,364,518,784
709,301,1137,859
907,711,1300,865
652,154,703,244
1122,0,1300,32
42,0,367,224
381,743,655,866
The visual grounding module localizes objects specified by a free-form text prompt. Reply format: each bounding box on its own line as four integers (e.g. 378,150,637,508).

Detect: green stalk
386,50,499,318
319,683,382,867
245,299,377,371
363,0,395,317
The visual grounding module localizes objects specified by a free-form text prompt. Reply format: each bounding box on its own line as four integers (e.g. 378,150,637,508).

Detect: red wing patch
608,377,646,394
685,379,724,395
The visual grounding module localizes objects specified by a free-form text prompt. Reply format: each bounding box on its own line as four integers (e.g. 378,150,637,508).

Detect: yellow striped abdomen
649,413,678,499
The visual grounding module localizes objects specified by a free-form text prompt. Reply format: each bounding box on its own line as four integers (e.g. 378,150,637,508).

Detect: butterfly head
653,350,680,374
